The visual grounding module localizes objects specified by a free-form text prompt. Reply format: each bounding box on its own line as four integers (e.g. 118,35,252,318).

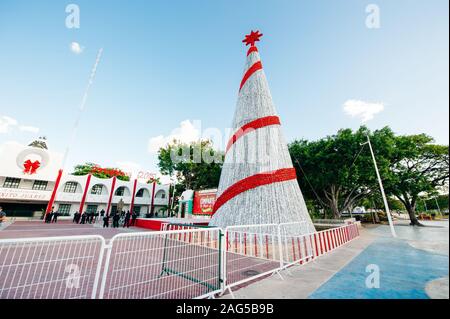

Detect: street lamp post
364,135,397,238
434,197,441,216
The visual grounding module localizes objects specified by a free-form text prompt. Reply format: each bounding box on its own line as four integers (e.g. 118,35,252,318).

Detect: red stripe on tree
213,168,297,212
239,61,262,91
247,46,258,56
225,116,281,153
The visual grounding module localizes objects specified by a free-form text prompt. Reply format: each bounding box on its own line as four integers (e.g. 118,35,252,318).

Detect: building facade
0,139,169,217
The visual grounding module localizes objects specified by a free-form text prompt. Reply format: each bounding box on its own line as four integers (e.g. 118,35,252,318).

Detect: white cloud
70,42,84,54
19,125,40,133
1,115,40,135
148,120,201,154
343,99,384,122
0,116,18,133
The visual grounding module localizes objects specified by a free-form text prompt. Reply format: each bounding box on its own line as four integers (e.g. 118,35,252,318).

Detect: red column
44,169,63,222
129,179,138,214
106,176,117,217
79,174,92,213
150,182,156,215
167,184,172,214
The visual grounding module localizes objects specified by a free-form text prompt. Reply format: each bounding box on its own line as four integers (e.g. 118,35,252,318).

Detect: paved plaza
221,220,449,299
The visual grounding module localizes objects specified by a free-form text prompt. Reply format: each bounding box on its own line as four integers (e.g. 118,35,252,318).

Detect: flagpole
44,48,103,222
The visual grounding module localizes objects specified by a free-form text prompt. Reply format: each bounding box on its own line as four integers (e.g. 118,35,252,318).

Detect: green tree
383,134,449,226
157,139,223,191
289,126,390,218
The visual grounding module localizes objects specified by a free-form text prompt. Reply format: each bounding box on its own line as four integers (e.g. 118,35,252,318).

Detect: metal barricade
0,235,105,299
98,228,222,299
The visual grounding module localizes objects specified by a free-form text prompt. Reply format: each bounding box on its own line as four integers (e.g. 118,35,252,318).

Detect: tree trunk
405,203,424,226
395,193,424,227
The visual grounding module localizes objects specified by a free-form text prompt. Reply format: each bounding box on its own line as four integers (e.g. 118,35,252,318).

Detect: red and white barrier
312,223,359,258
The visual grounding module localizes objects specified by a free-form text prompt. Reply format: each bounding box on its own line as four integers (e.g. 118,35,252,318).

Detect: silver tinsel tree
209,31,315,235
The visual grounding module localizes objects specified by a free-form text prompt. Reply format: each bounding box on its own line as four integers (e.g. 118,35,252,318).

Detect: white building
0,139,169,217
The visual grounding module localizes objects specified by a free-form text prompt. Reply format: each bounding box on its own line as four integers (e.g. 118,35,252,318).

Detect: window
155,190,166,199
86,205,98,214
32,180,48,191
115,187,126,196
91,184,103,195
63,182,78,193
58,204,71,215
3,178,20,188
136,189,146,197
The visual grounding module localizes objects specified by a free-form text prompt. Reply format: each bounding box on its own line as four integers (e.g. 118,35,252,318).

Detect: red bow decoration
23,160,40,175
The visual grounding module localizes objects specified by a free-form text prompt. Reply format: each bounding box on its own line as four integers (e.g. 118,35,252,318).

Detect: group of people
72,210,102,224
102,210,138,228
44,207,59,223
71,208,139,228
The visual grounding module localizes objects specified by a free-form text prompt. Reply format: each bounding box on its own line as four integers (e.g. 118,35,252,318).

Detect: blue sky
0,0,448,179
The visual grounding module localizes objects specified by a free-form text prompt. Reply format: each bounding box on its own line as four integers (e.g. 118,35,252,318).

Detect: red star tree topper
242,30,263,47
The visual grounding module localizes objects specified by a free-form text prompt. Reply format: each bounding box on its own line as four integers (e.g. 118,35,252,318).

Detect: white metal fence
98,228,222,299
278,222,314,268
0,223,360,299
0,235,105,299
223,224,282,290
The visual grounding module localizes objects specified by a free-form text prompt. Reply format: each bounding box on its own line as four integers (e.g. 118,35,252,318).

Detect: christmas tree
209,31,315,234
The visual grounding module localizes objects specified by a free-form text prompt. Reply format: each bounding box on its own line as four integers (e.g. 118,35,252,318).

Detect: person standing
0,206,6,224
80,212,87,224
52,209,59,223
46,208,54,223
103,214,110,228
72,211,78,223
123,211,131,228
131,212,137,226
113,213,120,228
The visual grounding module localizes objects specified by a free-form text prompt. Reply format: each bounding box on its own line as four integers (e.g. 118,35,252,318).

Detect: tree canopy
383,134,449,225
289,126,391,218
289,126,449,225
157,139,223,191
72,162,131,181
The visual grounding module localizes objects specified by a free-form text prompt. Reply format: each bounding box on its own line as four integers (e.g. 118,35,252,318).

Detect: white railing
0,222,360,299
98,228,222,299
311,223,359,257
223,224,282,290
0,235,105,299
278,222,314,268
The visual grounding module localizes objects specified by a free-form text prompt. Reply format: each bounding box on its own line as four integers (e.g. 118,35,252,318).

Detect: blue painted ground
309,237,448,299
